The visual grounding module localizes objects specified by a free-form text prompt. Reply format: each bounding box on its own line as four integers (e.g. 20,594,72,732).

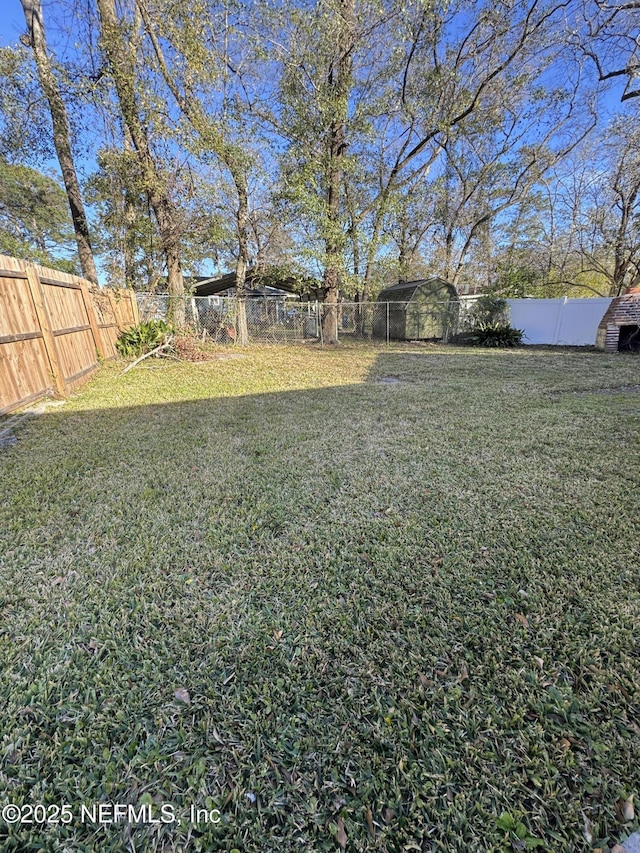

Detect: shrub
466,295,509,327
455,295,522,347
469,322,524,347
116,320,171,358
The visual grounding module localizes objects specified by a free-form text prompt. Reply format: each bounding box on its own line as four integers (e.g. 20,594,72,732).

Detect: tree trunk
227,155,250,345
96,0,185,322
611,187,635,296
151,193,184,326
321,0,355,345
20,0,98,285
122,132,139,290
322,264,340,344
123,191,137,290
444,231,454,283
322,139,342,343
398,244,414,283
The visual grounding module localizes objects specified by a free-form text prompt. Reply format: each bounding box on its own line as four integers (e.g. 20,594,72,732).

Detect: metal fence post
386,302,390,346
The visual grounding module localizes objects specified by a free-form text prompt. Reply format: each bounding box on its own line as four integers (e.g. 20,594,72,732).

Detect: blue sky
1,0,29,48
0,0,635,287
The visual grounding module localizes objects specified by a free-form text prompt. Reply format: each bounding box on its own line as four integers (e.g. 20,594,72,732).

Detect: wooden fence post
129,289,140,325
79,281,104,359
106,290,123,331
24,263,67,397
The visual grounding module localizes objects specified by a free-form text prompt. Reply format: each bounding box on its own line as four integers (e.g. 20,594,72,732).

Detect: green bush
469,322,524,347
467,295,509,327
116,320,171,358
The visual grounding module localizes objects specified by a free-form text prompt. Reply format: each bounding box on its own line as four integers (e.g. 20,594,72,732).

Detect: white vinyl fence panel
506,297,612,346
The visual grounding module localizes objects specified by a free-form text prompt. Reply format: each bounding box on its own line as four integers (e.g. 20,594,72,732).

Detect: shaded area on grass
0,346,639,852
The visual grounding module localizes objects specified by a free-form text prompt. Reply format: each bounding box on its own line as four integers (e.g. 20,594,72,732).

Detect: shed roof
377,277,455,303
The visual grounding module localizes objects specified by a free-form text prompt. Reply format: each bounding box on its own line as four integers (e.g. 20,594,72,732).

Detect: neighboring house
373,278,459,341
191,271,296,298
190,271,320,340
191,270,324,300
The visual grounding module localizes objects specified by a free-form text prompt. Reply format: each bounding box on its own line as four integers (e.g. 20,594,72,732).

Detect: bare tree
556,117,640,295
581,0,640,101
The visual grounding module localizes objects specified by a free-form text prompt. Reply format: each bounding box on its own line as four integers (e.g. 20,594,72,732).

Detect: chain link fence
136,293,461,345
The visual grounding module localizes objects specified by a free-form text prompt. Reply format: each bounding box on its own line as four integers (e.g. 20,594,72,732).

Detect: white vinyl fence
506,297,612,346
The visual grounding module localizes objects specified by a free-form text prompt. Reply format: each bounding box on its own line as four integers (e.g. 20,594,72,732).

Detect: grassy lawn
1,344,639,852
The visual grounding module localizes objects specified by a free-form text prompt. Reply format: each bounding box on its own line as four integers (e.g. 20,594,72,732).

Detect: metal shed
373,278,459,341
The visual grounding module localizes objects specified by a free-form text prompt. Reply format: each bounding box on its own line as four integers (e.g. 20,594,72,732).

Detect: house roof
192,271,300,297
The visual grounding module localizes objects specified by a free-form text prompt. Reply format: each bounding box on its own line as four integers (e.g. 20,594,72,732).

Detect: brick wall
595,291,640,352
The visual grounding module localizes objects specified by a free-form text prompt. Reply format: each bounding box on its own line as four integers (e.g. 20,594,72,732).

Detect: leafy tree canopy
0,155,78,272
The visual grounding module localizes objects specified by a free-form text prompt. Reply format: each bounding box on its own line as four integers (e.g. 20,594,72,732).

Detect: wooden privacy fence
0,254,138,416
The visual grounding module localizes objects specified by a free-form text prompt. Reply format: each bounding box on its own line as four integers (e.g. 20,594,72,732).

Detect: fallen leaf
457,662,469,682
515,613,529,628
384,807,394,824
174,687,191,705
622,794,635,821
418,672,432,688
273,629,283,641
533,656,544,670
336,817,347,848
365,807,375,838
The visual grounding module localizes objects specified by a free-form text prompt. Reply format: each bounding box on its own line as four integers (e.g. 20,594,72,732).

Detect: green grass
1,344,639,852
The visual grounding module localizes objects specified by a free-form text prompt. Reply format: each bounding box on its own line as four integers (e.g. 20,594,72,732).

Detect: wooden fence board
92,290,124,359
0,272,39,338
0,253,136,415
24,265,66,399
55,328,98,386
0,338,52,416
79,281,104,358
